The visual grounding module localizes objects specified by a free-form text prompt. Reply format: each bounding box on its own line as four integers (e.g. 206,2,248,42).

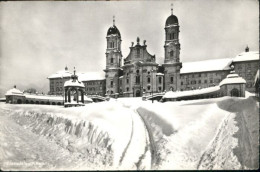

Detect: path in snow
117,109,152,170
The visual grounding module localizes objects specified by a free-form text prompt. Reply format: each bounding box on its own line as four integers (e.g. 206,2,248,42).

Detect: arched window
136,75,140,84
147,86,151,90
137,49,140,58
147,77,151,83
170,50,174,57
159,77,162,84
110,58,114,64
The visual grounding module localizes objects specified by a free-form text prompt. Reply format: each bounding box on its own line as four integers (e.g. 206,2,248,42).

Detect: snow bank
134,97,259,170
3,102,135,170
0,95,258,170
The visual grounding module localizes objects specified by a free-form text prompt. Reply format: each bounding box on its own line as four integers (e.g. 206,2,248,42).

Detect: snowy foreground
0,95,259,170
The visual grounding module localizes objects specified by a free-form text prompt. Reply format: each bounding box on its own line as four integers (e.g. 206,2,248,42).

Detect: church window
181,81,183,85
110,58,114,64
199,73,201,77
158,87,161,91
170,50,174,57
147,77,151,83
198,80,201,84
110,81,113,87
126,87,129,92
136,75,140,84
147,86,151,90
204,80,207,83
170,77,174,83
137,49,140,58
126,78,129,84
159,77,162,84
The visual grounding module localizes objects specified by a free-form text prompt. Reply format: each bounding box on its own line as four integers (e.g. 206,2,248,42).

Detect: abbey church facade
104,10,183,97
48,8,259,97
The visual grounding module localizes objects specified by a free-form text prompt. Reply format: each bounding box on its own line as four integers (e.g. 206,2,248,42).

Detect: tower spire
113,15,115,26
171,3,173,15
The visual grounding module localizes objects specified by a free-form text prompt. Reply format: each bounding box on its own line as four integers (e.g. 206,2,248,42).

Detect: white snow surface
0,96,258,170
5,88,23,96
180,58,232,74
64,80,84,87
219,73,246,86
233,51,259,62
163,86,220,99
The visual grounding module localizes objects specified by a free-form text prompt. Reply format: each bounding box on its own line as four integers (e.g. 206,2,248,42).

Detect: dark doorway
17,99,22,104
136,90,141,97
230,88,239,97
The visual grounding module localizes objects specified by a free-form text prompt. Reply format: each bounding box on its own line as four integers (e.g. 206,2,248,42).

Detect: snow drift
0,95,258,170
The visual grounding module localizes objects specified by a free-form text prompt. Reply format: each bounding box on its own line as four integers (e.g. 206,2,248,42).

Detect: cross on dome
171,3,173,15
113,15,115,26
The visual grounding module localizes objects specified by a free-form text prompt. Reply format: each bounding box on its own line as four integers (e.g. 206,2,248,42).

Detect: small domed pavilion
64,67,85,107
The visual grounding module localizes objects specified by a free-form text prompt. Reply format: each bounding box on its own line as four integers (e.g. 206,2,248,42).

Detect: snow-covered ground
0,94,258,170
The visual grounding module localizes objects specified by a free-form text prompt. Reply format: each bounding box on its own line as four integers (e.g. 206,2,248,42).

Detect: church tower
104,16,122,97
163,4,182,91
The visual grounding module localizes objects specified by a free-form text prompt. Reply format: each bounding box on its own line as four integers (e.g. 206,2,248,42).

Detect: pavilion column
65,88,67,102
76,88,79,103
81,90,84,103
68,88,71,102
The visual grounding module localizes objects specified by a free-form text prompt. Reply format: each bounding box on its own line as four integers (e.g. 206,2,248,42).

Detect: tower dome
107,16,121,37
165,4,178,27
165,14,179,26
107,25,121,37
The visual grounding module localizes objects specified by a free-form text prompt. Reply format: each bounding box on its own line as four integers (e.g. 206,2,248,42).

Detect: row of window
124,86,162,92
85,81,103,85
108,41,116,48
168,33,175,40
236,63,258,69
180,73,221,79
181,79,221,85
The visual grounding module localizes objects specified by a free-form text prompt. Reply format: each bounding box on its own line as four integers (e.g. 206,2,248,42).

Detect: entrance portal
135,90,141,97
230,88,239,97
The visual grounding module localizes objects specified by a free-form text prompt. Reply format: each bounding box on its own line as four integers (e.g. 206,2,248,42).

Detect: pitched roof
180,58,232,74
233,51,259,62
77,72,105,81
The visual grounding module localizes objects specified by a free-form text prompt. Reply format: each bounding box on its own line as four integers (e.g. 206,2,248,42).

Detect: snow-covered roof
64,80,85,88
181,58,232,74
233,51,259,62
5,88,24,96
48,69,72,79
25,94,63,100
163,86,220,99
219,72,246,86
78,72,105,81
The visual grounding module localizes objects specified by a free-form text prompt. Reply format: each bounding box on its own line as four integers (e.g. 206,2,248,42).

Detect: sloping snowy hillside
0,96,258,170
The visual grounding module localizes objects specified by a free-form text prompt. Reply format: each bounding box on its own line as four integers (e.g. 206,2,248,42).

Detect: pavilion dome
5,87,23,96
219,71,246,86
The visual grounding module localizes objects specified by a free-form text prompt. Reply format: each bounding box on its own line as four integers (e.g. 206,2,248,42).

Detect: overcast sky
0,0,258,97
